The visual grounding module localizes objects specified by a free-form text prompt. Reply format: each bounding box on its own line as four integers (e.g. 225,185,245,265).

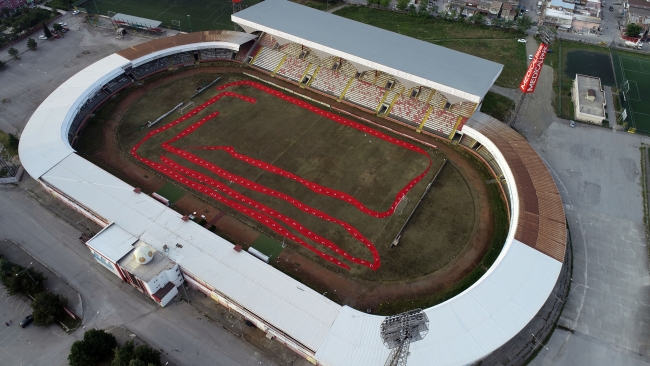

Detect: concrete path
604,85,617,131
489,85,518,101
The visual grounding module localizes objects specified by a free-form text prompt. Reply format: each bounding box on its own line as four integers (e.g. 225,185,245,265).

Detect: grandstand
19,7,567,366
233,0,502,138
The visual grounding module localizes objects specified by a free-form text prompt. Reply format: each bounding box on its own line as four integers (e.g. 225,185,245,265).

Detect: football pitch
612,51,650,133
83,0,262,32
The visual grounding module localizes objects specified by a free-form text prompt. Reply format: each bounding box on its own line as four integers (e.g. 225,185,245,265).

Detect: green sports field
612,51,650,132
82,0,262,32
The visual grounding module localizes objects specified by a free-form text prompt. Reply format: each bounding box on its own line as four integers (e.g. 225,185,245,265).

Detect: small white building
572,74,606,124
86,223,184,307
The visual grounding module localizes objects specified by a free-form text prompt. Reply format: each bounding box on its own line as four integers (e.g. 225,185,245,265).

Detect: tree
379,0,391,8
367,0,380,5
7,47,19,59
68,329,117,366
493,17,505,27
0,60,5,69
396,0,410,10
52,23,63,32
32,292,67,326
111,341,136,366
626,23,642,37
418,0,428,15
515,14,534,32
504,19,515,29
8,133,19,149
0,258,46,296
133,345,161,366
27,38,37,51
42,22,52,39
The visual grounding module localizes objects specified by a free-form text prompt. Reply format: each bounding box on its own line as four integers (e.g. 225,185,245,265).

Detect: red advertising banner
519,43,549,94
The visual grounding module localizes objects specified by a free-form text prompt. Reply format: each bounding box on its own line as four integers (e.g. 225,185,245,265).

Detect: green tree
379,0,391,8
418,0,428,15
133,344,161,366
396,0,410,10
0,258,46,296
32,292,67,326
515,14,534,32
367,0,380,5
52,23,62,32
27,38,37,51
503,19,515,29
8,134,19,149
128,360,147,366
68,329,117,366
42,22,52,39
493,17,505,27
626,23,642,37
112,340,136,366
0,60,5,69
7,47,19,59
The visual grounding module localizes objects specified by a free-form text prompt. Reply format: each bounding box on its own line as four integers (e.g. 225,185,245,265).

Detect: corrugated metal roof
42,154,342,351
232,0,503,102
111,13,162,28
466,112,566,262
86,223,137,261
117,30,256,61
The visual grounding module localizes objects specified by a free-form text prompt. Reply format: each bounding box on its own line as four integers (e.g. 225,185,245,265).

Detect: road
0,184,277,366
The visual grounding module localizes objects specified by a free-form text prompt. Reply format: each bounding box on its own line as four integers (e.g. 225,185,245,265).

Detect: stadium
19,0,567,364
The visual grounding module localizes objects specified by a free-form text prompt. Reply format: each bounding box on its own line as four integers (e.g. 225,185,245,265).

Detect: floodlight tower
232,0,243,14
380,309,429,366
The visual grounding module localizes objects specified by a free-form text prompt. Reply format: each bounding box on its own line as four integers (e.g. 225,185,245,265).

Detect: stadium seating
421,108,459,137
279,42,304,58
252,47,286,72
338,60,358,78
373,72,394,88
309,67,349,97
343,79,385,111
428,91,448,109
104,74,132,94
476,145,503,177
258,33,277,48
276,55,309,81
236,42,255,62
359,71,376,84
133,57,169,78
200,48,233,61
417,87,433,103
450,101,477,118
459,134,478,149
389,95,430,126
170,52,193,65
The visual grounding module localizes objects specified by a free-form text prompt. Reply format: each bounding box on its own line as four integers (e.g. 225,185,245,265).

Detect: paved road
503,42,650,364
0,185,277,366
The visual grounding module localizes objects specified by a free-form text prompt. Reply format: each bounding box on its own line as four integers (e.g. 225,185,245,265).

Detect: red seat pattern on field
131,81,433,271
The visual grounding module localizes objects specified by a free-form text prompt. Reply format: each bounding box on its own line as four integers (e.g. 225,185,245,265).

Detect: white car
528,54,533,60
72,10,79,15
58,22,67,26
517,38,527,43
39,35,47,40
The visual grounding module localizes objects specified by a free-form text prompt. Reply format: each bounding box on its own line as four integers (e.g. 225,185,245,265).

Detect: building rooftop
118,241,175,283
111,13,162,28
575,74,605,118
86,223,137,262
232,0,502,103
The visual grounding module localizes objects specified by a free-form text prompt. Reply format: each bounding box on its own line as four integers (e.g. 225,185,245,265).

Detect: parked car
517,38,527,43
39,35,47,40
569,120,575,128
58,22,67,26
72,10,80,15
609,6,613,10
20,315,33,328
528,54,533,60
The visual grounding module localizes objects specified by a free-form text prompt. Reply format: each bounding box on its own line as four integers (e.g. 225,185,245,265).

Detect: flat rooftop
118,241,175,283
575,74,605,118
232,0,502,103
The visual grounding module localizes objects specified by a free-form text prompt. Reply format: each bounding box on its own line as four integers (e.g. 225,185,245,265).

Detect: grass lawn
250,234,285,262
82,0,262,32
611,50,650,132
480,91,515,122
155,182,186,204
333,6,527,87
107,72,479,281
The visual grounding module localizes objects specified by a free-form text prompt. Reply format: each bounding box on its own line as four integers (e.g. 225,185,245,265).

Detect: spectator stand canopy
111,13,162,30
232,0,503,104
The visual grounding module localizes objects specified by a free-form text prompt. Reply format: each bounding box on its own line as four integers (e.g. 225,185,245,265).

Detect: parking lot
0,286,74,365
0,11,149,134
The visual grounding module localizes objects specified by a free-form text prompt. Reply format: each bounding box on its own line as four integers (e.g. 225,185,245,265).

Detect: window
93,252,117,274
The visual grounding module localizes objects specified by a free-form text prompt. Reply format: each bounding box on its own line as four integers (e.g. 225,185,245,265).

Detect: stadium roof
87,223,137,262
111,13,162,28
232,0,503,103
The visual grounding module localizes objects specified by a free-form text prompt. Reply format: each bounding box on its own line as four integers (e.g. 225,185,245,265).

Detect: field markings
627,80,642,101
154,5,175,20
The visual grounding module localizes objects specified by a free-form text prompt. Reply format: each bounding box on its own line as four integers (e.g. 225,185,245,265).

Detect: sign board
621,109,628,121
519,43,549,94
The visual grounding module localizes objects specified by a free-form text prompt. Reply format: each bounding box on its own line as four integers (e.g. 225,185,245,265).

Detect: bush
111,340,135,366
8,133,18,149
198,218,207,226
626,23,642,38
27,38,37,51
32,292,67,326
68,329,117,366
208,225,216,232
134,344,161,365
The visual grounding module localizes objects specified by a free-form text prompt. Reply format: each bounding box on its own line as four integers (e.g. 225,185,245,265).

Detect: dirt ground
75,65,500,313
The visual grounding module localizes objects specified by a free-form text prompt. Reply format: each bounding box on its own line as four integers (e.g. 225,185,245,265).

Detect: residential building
572,74,606,124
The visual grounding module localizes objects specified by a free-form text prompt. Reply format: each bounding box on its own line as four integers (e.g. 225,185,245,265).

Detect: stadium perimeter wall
18,33,566,366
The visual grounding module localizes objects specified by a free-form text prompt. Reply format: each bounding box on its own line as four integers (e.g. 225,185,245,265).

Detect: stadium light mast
187,15,192,32
232,0,243,14
380,309,429,366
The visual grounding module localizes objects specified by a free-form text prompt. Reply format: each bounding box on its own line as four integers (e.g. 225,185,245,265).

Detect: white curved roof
232,0,503,103
19,37,563,365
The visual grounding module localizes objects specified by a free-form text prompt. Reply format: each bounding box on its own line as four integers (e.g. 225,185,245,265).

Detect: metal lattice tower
380,309,429,366
232,0,243,14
